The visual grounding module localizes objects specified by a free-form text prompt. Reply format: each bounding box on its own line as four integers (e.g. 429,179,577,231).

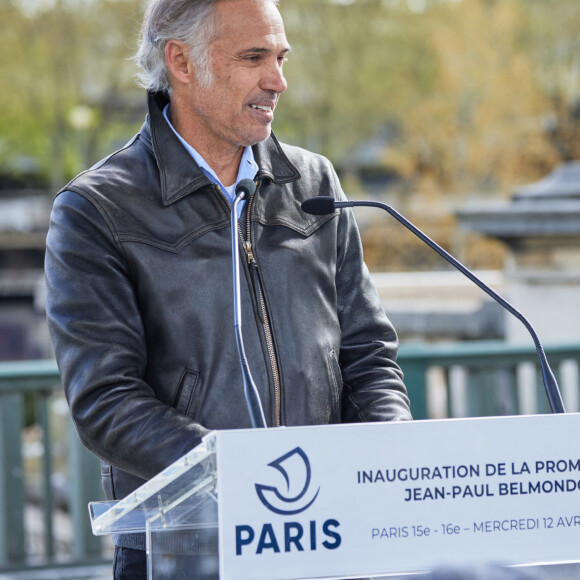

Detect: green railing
1,341,579,574
0,360,110,576
399,341,580,419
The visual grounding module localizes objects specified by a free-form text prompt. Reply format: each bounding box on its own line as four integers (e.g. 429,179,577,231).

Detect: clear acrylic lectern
89,417,580,580
89,433,220,580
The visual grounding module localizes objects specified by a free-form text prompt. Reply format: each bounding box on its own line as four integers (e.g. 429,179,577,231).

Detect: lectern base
147,527,219,580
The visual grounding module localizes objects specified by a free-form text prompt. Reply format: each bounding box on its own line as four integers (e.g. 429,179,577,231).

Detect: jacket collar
141,91,300,206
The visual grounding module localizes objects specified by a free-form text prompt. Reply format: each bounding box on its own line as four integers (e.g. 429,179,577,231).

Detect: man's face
185,0,290,156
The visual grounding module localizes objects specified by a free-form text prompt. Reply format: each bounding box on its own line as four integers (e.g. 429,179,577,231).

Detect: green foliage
277,0,439,161
277,0,579,196
0,0,144,189
0,0,578,203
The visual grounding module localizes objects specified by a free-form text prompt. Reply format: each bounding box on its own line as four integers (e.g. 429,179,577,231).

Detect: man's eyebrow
238,45,292,56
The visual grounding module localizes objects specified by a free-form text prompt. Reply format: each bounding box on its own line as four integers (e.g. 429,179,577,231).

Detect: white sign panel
216,414,580,579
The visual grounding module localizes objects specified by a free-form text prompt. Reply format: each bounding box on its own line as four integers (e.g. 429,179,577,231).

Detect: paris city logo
255,446,320,515
235,447,342,556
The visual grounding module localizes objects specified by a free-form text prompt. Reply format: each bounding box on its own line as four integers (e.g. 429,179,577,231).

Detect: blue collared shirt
163,104,258,216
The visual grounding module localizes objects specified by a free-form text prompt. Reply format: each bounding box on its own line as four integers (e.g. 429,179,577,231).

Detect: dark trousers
113,546,219,580
113,547,147,580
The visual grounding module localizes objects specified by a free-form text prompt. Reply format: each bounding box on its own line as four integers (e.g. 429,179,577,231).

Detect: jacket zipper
215,183,282,427
241,188,282,427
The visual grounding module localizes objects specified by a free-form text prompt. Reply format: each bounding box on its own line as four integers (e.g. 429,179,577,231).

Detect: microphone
232,179,267,428
301,196,566,415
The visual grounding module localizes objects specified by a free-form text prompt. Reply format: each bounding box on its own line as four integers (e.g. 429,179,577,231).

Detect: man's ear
165,40,193,85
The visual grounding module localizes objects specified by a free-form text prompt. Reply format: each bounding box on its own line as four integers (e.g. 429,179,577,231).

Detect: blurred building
458,161,580,344
0,190,52,361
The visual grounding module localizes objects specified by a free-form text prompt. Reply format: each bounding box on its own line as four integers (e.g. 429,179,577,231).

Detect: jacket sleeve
45,190,209,481
330,170,413,422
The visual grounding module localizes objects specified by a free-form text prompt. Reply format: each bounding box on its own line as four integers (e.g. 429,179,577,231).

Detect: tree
277,0,438,163
276,0,578,200
0,0,144,190
520,0,580,161
1,0,578,211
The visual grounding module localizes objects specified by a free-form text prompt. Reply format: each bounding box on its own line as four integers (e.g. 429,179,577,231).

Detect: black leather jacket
45,92,411,501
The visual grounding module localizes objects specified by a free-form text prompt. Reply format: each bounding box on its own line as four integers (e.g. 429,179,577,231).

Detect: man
45,0,412,577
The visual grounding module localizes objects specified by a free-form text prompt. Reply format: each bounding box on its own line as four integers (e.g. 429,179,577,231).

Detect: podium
89,435,220,579
90,414,580,579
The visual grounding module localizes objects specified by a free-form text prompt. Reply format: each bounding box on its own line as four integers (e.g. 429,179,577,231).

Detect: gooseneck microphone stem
302,196,565,414
232,180,267,428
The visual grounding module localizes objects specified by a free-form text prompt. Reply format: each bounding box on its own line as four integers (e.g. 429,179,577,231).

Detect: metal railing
399,341,580,420
1,341,579,574
0,360,110,576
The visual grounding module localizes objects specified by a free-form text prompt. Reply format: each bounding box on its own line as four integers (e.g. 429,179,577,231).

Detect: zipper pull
243,240,257,266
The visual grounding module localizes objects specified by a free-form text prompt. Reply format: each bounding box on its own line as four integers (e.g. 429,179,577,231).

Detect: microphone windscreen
235,178,256,199
301,196,336,215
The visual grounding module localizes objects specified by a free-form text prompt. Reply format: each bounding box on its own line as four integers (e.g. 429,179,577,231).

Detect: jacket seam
116,220,230,252
60,187,130,262
58,135,140,196
255,213,336,236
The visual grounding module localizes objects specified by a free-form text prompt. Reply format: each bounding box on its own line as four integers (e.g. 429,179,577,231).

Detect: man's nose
261,61,288,95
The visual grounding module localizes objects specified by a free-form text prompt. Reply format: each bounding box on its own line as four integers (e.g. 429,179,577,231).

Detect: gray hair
135,0,280,93
135,0,218,92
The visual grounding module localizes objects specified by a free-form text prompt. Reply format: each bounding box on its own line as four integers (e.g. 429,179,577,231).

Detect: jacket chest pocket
172,368,201,417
